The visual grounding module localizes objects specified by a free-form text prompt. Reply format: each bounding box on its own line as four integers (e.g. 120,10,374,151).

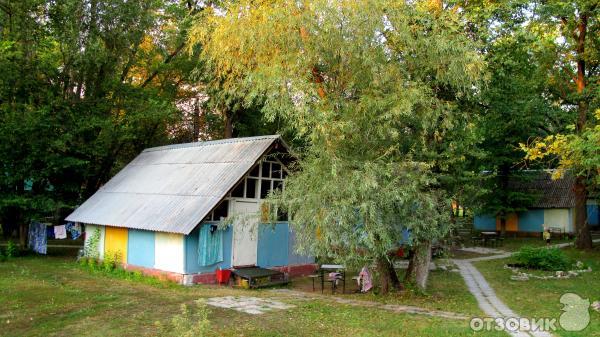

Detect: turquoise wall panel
474,215,496,231
184,223,232,274
257,223,289,267
517,209,544,232
588,205,599,226
127,229,155,268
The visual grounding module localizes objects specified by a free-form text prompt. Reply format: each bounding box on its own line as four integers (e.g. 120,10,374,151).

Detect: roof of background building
508,171,576,208
66,135,286,234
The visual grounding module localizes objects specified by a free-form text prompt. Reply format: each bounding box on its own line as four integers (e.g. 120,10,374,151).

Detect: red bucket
216,269,232,284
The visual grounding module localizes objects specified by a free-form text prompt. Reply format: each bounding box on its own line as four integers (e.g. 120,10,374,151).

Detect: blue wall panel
474,215,496,231
588,205,599,226
184,223,232,274
517,209,545,232
288,227,314,265
257,223,289,267
127,229,155,268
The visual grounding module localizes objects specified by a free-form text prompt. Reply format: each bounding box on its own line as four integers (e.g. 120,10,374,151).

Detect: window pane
213,200,229,220
260,179,271,199
277,209,288,221
249,164,259,177
273,180,283,192
246,178,257,199
271,163,282,179
261,162,271,178
231,180,245,198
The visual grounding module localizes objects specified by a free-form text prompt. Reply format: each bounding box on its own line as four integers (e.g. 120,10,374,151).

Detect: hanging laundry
54,225,67,239
46,226,54,239
64,222,81,240
28,222,47,254
357,266,373,293
198,224,223,266
70,223,82,240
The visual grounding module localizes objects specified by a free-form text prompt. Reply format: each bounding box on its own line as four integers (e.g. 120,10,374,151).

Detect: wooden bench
548,227,565,240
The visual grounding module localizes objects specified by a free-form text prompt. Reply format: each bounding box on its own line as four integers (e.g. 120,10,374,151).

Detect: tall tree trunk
376,256,391,294
574,176,592,249
192,99,200,142
376,255,400,294
19,223,28,249
387,256,401,289
224,109,233,139
572,14,592,249
499,216,506,236
413,240,432,291
404,248,416,283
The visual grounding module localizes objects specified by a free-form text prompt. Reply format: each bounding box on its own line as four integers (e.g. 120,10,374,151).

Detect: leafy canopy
193,0,484,266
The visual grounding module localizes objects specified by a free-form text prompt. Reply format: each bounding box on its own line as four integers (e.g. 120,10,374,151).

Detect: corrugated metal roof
66,135,283,234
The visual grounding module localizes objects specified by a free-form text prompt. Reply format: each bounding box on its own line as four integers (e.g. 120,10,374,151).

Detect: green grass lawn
0,255,499,337
290,267,482,316
474,247,600,337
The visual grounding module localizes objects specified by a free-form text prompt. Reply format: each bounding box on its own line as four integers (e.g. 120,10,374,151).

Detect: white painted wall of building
154,232,185,273
544,209,571,233
83,224,105,259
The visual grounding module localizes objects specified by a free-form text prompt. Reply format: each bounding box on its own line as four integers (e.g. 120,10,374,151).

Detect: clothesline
28,221,83,255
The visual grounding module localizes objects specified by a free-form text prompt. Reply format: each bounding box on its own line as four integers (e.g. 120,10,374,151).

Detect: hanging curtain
28,221,47,255
198,224,223,266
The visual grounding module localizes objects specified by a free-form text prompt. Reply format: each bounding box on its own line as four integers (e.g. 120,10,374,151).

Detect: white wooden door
231,200,260,266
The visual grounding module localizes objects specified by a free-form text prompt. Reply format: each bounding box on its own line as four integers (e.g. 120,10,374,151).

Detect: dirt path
268,289,468,320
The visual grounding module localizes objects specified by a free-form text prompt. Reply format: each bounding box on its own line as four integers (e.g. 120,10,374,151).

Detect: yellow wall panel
104,226,128,263
496,213,518,232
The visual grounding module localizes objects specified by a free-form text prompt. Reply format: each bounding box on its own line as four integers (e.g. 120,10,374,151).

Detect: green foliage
6,240,18,258
101,250,122,272
0,248,5,262
84,228,101,259
155,301,211,337
0,0,205,233
194,0,484,278
512,246,571,271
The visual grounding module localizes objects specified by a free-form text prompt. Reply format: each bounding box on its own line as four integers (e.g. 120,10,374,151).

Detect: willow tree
192,0,483,291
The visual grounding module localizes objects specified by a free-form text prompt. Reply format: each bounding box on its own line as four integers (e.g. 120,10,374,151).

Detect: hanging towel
28,222,47,254
198,224,223,266
71,223,82,240
358,266,373,293
46,226,54,239
54,225,67,239
65,222,81,240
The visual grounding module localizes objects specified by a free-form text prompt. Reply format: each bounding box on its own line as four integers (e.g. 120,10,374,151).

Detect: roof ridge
143,135,280,153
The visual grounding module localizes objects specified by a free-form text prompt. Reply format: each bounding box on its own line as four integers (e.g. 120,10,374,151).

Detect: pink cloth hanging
357,266,373,293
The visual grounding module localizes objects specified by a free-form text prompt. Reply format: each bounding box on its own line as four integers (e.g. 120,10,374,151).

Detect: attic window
231,181,244,198
205,200,229,222
249,164,260,177
246,178,257,198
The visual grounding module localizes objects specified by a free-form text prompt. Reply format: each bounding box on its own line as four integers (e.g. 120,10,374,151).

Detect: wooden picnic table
481,231,498,247
318,264,346,294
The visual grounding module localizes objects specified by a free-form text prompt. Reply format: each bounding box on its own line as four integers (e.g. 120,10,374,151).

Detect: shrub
102,252,116,272
155,301,210,337
512,246,571,271
6,241,18,258
0,248,5,262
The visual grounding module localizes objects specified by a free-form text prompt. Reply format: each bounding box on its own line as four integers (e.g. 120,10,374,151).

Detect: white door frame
231,200,260,267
